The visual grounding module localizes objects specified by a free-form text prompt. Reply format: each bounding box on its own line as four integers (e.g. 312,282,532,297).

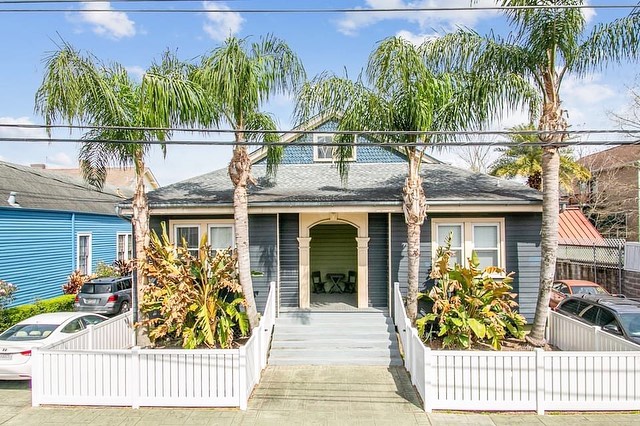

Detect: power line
0,2,638,13
1,136,638,147
2,122,639,137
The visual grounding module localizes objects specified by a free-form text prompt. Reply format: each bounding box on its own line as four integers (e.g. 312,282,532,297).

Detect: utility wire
2,123,639,137
1,136,638,147
1,2,639,13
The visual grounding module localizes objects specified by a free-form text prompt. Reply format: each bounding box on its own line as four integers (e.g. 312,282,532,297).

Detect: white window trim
313,133,356,162
77,233,92,275
117,232,133,261
170,220,236,250
431,218,506,270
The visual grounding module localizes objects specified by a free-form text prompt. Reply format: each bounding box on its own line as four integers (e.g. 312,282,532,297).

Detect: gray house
144,119,543,320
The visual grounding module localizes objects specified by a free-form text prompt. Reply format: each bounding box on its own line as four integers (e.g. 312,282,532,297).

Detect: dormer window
313,134,356,162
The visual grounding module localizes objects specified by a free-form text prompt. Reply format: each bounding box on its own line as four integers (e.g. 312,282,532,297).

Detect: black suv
556,295,640,345
74,276,132,316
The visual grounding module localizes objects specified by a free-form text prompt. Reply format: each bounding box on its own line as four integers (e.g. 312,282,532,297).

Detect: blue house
0,161,132,306
141,117,543,320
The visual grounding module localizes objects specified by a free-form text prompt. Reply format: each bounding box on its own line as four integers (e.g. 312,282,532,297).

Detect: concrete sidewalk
0,366,638,425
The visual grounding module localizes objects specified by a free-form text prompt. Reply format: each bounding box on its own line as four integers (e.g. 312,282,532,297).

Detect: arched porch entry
298,213,369,309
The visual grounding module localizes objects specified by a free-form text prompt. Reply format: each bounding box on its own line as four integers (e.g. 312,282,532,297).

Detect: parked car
74,276,132,316
555,295,640,345
549,279,609,309
0,312,107,379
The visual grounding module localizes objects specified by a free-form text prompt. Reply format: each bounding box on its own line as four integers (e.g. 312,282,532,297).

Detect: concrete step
269,311,402,366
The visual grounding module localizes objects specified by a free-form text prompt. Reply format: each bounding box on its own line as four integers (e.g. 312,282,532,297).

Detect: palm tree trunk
403,153,427,323
132,154,151,347
229,144,260,330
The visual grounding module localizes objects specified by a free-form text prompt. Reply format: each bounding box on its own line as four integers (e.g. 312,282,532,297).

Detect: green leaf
468,318,486,339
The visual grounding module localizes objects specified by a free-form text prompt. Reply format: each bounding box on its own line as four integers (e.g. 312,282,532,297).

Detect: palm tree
295,36,536,322
35,44,211,345
191,35,305,329
490,124,590,191
422,0,640,344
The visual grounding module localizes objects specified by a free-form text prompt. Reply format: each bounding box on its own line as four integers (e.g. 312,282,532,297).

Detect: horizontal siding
249,215,278,313
368,213,388,307
279,214,299,308
0,209,129,307
505,213,542,322
310,224,357,283
390,213,432,296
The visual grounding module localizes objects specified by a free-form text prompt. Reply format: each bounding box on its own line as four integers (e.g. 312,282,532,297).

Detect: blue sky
0,0,638,185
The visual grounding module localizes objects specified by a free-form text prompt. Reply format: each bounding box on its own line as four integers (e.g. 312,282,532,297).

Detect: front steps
268,311,403,366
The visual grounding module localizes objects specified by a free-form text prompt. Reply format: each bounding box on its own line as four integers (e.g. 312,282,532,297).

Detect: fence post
535,348,545,415
88,324,94,350
592,243,597,283
594,326,601,351
239,347,248,410
131,347,140,409
618,241,624,295
423,346,432,413
31,348,42,407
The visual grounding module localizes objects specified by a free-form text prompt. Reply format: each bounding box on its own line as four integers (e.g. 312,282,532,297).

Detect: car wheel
119,301,130,313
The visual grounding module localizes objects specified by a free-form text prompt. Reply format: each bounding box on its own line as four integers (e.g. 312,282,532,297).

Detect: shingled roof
0,161,126,215
579,145,640,171
146,162,542,208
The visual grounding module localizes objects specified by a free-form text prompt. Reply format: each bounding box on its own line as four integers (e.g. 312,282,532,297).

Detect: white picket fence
393,283,640,414
32,283,276,410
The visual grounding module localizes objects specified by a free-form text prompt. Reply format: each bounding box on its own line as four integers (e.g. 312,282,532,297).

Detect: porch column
297,237,312,309
356,237,370,308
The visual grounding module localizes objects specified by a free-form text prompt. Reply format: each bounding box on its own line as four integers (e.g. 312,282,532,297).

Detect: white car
0,312,106,380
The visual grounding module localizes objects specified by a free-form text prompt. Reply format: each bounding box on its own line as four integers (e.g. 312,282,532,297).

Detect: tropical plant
190,35,305,329
35,43,211,345
94,261,118,278
295,36,535,323
0,280,17,309
138,226,249,349
416,237,526,350
422,0,640,345
62,270,88,295
112,259,133,277
490,124,590,191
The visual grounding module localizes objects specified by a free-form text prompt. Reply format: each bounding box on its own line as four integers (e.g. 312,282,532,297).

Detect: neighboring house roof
31,164,160,196
146,162,542,209
0,161,126,215
578,145,640,172
558,206,604,245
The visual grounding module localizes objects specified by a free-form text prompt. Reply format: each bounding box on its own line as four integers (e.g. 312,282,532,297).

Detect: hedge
0,295,75,332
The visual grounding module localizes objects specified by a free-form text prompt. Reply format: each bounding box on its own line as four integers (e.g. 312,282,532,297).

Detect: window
61,319,84,334
432,219,504,270
117,233,133,261
313,134,355,162
175,225,200,256
171,221,235,255
209,224,234,252
77,233,92,275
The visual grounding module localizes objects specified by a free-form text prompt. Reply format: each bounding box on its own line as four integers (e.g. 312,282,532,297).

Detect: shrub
416,237,526,350
0,295,75,332
94,261,118,278
138,226,249,349
113,259,133,276
0,280,17,309
62,270,89,295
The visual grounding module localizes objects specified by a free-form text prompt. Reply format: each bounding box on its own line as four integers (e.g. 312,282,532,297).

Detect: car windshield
80,283,113,294
0,324,59,341
572,286,607,295
618,314,640,337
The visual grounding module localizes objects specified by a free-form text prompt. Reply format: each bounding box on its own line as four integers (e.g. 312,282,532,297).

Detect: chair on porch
311,271,326,293
344,270,357,294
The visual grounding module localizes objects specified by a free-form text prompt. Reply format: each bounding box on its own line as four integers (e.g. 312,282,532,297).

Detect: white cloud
337,0,499,36
125,65,145,81
47,152,75,167
202,1,244,41
395,30,438,46
562,74,615,106
0,117,48,139
75,1,136,39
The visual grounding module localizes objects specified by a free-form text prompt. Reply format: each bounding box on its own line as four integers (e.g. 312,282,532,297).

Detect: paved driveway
0,368,638,425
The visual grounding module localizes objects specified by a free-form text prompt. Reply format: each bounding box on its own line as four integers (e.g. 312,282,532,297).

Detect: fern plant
138,226,249,349
416,236,526,350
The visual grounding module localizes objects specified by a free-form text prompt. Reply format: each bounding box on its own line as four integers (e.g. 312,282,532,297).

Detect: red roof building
559,206,604,245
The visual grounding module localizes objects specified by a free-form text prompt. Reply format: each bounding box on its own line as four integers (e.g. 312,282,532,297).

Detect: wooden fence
31,283,276,410
393,283,640,414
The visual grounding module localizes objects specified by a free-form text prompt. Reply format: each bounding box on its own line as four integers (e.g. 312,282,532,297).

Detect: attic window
313,134,355,162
